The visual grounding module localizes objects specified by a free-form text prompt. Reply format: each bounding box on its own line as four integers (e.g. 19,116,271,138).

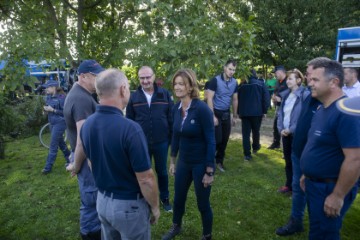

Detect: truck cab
335,26,360,67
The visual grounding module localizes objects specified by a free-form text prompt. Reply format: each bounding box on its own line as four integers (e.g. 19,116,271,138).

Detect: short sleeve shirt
300,98,360,178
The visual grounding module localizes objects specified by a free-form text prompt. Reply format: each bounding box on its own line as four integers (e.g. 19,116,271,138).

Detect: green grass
1,135,359,239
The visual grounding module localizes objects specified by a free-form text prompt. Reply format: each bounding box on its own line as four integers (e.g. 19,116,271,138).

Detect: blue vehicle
335,26,360,67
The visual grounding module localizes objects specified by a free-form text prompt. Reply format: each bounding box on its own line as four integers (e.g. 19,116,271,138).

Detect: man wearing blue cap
64,59,104,240
41,79,70,174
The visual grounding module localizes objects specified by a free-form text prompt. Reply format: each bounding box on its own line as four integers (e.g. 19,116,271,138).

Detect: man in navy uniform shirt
80,69,160,239
300,59,360,240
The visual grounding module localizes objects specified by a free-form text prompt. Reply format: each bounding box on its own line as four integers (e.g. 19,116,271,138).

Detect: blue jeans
97,192,150,240
148,141,169,201
173,160,213,235
290,153,306,221
70,153,101,235
305,178,357,240
44,121,70,171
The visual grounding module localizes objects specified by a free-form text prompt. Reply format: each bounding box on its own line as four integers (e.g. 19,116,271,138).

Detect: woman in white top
277,69,310,194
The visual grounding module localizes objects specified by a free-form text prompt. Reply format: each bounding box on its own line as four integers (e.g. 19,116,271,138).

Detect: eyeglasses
139,74,153,81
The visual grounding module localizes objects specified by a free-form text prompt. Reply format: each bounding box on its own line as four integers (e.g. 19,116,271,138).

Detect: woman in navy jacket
277,69,309,193
162,69,216,240
42,80,70,174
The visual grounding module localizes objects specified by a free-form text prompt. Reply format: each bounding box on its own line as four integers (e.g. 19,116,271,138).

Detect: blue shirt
81,105,151,197
300,98,360,178
171,99,216,169
46,93,66,125
208,74,238,111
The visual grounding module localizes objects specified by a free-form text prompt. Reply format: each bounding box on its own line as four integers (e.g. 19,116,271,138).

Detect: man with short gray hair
80,69,160,240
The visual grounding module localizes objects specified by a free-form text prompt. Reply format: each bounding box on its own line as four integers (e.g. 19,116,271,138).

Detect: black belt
305,176,337,183
99,189,143,200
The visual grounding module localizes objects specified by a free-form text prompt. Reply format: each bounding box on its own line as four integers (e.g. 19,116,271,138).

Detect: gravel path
230,116,274,147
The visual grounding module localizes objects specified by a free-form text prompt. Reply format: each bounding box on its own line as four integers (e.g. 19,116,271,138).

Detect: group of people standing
40,57,360,240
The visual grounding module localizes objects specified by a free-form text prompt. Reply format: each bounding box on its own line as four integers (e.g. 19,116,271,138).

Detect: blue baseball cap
272,65,286,73
337,96,360,116
42,80,59,88
77,60,104,75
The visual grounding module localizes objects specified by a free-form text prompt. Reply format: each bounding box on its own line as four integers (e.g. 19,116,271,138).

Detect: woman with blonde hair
162,69,216,240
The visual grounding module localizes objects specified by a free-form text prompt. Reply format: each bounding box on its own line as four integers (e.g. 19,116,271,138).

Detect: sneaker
162,224,182,240
268,142,280,149
217,163,225,172
42,169,51,175
276,217,304,236
161,198,173,213
277,186,291,193
244,155,252,161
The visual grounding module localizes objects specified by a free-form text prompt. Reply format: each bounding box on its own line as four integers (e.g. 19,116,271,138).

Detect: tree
0,0,258,91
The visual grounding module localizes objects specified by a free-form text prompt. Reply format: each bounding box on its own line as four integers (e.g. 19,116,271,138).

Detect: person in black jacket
237,70,270,160
126,66,174,212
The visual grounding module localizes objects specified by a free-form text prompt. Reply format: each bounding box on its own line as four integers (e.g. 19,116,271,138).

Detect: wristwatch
205,171,214,177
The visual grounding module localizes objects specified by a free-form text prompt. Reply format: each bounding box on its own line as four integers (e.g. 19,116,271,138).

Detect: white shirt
343,81,360,98
142,89,153,107
283,92,297,130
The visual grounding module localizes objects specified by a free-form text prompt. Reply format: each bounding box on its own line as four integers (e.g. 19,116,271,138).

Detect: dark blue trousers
148,141,169,201
291,153,306,221
173,160,213,235
282,135,293,189
44,121,70,171
240,116,262,157
305,178,357,240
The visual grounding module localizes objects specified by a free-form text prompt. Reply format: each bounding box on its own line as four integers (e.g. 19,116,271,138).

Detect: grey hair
96,69,127,97
307,57,344,87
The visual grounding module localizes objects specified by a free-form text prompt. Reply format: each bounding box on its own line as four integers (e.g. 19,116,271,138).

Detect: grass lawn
1,135,359,239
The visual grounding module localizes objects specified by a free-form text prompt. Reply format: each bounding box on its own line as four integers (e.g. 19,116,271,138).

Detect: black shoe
276,217,304,236
253,145,261,154
42,169,51,175
162,224,182,240
268,142,280,149
244,155,252,161
201,234,212,240
161,198,173,213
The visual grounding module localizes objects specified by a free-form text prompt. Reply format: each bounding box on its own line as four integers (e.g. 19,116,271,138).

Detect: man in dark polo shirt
64,59,104,240
126,66,173,212
300,59,360,239
207,59,238,172
268,65,288,149
80,69,160,239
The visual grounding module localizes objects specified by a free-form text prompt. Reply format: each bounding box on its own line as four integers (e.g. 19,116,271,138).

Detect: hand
43,105,54,112
300,175,306,192
213,116,219,126
169,163,176,176
202,174,214,188
231,115,237,127
66,163,77,177
263,114,267,119
324,193,343,218
150,207,160,225
274,96,281,103
281,129,290,137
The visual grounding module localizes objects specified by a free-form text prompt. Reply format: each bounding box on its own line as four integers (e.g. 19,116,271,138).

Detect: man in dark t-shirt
299,59,360,240
64,59,104,240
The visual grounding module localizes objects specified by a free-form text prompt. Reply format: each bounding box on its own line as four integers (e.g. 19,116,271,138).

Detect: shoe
253,145,261,154
244,155,252,161
42,169,51,175
161,198,173,213
162,224,182,240
277,186,291,193
276,217,304,236
268,142,280,149
201,234,212,240
217,163,225,172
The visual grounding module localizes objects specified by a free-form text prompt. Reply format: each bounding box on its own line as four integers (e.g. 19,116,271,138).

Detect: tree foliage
0,0,258,91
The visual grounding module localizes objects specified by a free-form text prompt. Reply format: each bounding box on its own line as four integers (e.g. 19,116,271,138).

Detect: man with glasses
126,66,174,212
64,59,104,240
207,59,238,172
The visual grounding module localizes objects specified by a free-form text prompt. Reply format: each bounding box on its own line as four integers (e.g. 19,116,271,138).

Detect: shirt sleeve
199,103,216,169
171,104,180,158
127,126,152,172
207,77,217,92
336,113,360,148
